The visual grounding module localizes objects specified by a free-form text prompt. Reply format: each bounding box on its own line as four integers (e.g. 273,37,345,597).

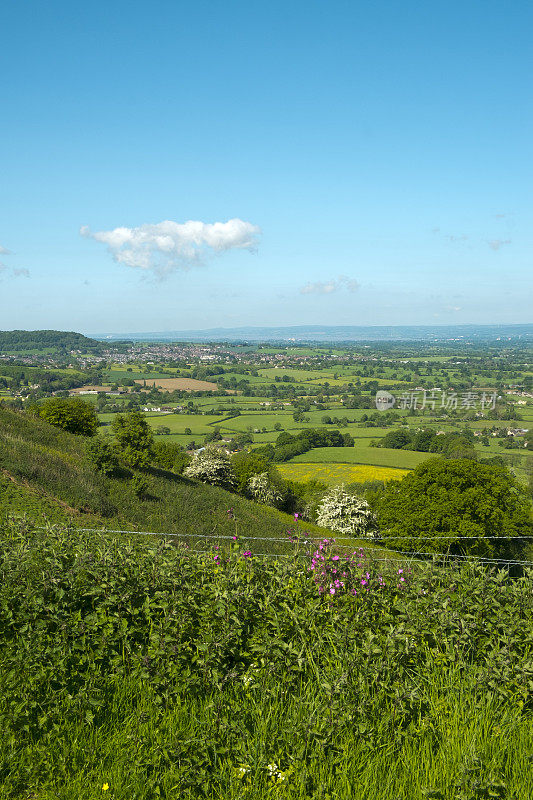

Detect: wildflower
294,512,299,520
329,587,335,595
102,785,109,792
243,550,252,558
236,765,250,777
266,763,286,781
332,555,339,561
232,535,237,540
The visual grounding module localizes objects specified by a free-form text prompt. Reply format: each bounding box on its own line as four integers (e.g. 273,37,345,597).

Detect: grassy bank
0,406,331,552
1,521,532,799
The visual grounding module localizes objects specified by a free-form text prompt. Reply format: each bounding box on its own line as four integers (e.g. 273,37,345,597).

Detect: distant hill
0,329,102,353
94,323,533,344
0,406,329,551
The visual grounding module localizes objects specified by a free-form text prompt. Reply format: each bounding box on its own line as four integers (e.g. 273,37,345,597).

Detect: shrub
85,437,119,476
131,475,149,499
231,450,271,493
247,472,283,507
316,485,378,538
112,411,154,468
34,397,98,436
152,441,190,474
184,445,236,490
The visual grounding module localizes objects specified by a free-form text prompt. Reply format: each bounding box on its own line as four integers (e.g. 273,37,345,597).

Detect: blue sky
1,0,531,333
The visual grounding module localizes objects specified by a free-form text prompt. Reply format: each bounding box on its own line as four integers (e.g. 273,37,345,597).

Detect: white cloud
488,238,511,251
80,218,261,276
0,245,30,279
300,275,360,295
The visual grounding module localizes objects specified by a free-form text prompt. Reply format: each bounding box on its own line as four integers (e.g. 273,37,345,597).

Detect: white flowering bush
316,485,378,538
247,472,283,507
184,445,236,490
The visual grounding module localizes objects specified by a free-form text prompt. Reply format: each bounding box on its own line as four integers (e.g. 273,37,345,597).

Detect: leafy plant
112,410,154,467
33,396,98,436
85,436,119,475
316,484,379,538
184,445,236,489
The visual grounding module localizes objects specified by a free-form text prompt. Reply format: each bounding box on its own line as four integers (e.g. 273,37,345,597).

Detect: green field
289,445,433,469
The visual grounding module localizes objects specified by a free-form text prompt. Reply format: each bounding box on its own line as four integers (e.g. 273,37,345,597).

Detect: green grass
1,522,531,799
0,406,331,551
289,445,433,469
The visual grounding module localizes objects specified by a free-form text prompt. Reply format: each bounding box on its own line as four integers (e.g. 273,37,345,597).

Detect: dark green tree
376,458,532,559
112,411,154,468
379,429,413,449
36,397,98,436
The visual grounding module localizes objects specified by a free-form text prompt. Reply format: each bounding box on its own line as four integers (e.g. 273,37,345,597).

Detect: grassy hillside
0,521,531,798
0,406,331,551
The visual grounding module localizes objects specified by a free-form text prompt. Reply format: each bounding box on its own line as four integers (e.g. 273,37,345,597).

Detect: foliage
247,472,283,507
377,458,533,558
379,428,477,459
130,475,149,499
184,445,236,489
316,484,378,538
0,521,531,798
255,427,354,463
152,440,190,474
0,329,101,352
230,450,271,493
112,411,154,467
85,436,119,475
34,396,98,436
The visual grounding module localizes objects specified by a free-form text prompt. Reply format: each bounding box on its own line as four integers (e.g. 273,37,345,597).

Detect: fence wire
53,527,533,569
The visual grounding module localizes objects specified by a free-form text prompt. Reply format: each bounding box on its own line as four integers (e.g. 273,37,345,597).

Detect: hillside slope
0,406,331,551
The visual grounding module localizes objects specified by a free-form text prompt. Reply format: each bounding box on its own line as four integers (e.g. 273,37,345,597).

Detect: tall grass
1,520,531,799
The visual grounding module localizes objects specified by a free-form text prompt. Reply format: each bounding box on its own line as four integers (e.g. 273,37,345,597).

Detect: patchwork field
277,462,409,485
134,377,218,391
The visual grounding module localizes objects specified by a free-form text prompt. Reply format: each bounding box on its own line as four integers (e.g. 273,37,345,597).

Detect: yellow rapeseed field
277,462,409,485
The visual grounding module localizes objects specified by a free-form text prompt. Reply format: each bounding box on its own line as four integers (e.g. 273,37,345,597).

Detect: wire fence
61,526,533,569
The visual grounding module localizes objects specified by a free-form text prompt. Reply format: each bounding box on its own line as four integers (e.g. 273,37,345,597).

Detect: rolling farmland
277,462,409,484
